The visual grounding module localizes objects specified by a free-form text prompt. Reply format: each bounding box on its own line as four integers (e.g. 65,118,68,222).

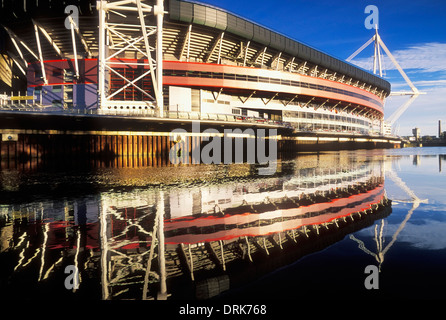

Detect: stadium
0,0,399,151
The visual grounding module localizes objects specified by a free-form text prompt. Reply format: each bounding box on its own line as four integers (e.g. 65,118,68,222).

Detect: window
232,109,241,115
201,71,212,78
171,70,187,77
247,75,258,82
191,89,200,112
52,85,62,93
235,74,247,81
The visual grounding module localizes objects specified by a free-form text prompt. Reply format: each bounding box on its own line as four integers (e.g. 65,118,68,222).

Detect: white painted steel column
157,190,167,299
33,24,47,85
155,0,164,116
69,16,79,79
243,41,250,67
97,0,106,109
100,201,110,300
217,32,224,64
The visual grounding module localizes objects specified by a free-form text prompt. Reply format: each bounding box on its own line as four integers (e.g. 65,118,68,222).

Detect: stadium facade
0,0,397,148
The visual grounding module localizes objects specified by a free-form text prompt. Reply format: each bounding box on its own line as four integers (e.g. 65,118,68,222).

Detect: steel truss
347,28,426,131
97,0,165,115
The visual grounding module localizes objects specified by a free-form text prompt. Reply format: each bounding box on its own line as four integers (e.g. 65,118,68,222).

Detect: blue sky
198,0,446,136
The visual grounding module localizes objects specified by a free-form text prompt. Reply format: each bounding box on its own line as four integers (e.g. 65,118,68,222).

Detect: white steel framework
347,28,425,129
97,0,165,115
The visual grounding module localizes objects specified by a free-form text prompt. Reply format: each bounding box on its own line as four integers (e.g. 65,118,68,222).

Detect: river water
1,147,445,301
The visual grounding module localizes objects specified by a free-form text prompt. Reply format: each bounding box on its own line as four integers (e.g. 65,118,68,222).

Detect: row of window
231,108,248,116
283,111,370,126
163,69,382,109
294,122,369,134
203,98,230,105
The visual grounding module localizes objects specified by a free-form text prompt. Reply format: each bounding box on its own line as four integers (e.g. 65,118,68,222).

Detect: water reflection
2,150,444,300
350,169,428,272
411,153,446,172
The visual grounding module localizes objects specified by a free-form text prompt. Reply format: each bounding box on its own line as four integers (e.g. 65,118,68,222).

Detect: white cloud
351,42,446,73
413,79,446,87
391,79,446,89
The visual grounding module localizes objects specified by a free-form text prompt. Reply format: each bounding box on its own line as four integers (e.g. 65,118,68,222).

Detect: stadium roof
168,0,390,93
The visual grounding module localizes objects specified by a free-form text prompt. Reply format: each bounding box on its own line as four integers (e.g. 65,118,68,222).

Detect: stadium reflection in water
0,151,408,300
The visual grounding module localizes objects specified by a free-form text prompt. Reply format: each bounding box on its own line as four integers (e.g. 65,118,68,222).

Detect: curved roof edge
166,0,391,95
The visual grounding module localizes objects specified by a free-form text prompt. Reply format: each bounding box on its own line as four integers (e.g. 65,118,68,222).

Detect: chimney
440,120,442,139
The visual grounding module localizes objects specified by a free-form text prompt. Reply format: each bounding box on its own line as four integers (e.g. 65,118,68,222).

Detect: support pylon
97,0,165,115
347,28,426,129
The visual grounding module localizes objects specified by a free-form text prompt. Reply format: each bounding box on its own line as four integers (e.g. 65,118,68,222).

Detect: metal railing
99,108,292,128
